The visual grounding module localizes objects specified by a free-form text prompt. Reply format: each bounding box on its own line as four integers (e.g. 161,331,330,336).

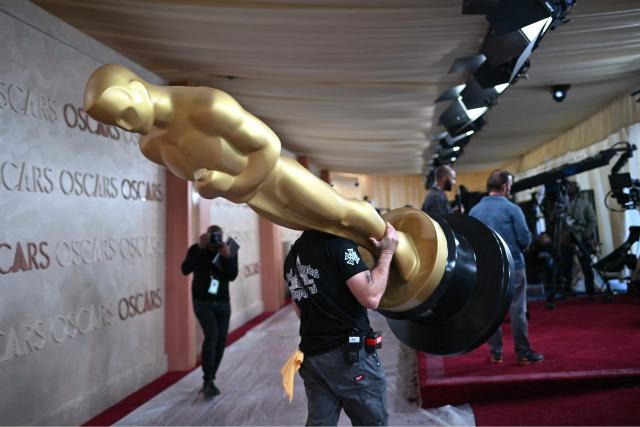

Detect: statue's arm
189,88,281,157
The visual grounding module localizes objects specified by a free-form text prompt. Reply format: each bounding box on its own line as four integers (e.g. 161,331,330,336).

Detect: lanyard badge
208,277,220,295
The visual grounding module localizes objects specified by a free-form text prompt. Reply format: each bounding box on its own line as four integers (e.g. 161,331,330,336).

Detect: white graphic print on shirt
344,248,360,266
286,255,319,301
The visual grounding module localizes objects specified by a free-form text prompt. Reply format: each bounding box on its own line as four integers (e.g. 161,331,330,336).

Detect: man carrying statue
84,63,516,423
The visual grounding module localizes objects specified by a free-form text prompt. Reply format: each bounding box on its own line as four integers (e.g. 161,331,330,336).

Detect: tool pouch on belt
365,330,382,353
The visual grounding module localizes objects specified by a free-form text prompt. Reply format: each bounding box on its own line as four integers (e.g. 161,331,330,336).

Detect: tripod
569,230,613,302
544,180,570,309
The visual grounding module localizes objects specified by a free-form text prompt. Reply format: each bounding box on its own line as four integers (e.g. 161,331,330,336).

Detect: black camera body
609,172,640,210
209,232,223,246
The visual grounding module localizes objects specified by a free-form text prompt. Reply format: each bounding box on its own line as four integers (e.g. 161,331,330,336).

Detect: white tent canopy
34,0,640,174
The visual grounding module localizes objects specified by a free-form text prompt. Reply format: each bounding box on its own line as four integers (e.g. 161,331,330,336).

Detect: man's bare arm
347,223,398,309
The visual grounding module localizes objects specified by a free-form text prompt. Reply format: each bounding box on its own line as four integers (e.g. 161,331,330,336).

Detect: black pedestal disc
386,214,514,355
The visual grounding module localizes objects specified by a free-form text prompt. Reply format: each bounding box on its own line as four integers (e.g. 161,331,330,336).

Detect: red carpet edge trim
425,367,640,385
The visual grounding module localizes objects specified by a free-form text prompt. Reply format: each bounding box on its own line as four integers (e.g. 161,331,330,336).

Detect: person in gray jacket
560,181,597,296
470,170,544,365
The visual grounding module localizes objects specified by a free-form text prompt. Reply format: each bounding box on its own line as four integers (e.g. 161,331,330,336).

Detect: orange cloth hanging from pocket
281,350,304,402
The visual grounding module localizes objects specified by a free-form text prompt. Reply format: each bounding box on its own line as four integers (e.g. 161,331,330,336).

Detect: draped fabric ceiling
34,0,640,175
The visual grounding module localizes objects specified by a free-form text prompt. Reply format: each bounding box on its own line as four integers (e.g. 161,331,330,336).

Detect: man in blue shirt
470,170,544,365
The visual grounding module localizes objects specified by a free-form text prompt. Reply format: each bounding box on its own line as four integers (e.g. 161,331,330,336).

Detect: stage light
435,85,466,103
482,16,551,68
495,83,509,93
438,145,464,159
486,0,554,37
551,84,571,102
449,54,486,74
439,99,489,135
436,131,473,149
461,77,506,109
475,0,557,90
478,24,548,85
467,106,488,121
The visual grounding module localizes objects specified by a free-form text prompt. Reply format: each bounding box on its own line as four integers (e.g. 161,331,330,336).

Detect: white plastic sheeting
116,306,474,426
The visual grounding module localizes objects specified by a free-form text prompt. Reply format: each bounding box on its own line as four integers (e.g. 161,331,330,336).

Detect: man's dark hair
487,170,511,192
435,165,453,182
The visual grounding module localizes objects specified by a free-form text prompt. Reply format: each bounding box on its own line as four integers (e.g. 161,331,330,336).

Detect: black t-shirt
181,244,239,302
284,230,370,356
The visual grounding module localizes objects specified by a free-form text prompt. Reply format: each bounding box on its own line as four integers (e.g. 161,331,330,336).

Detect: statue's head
84,64,154,133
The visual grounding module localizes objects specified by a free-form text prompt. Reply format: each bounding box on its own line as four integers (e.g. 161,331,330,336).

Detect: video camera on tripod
606,142,640,210
511,141,637,306
608,174,640,210
511,141,638,212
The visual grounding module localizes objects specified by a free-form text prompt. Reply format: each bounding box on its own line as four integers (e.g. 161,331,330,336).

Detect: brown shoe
489,353,503,363
518,352,544,365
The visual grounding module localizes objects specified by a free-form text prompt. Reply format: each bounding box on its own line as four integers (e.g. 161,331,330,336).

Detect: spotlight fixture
486,0,554,37
438,145,464,160
474,0,562,89
449,54,486,74
430,156,456,167
551,84,571,102
436,130,474,149
461,77,508,109
435,85,466,103
439,99,489,136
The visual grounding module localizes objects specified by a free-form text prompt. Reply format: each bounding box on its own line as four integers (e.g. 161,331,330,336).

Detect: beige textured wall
0,2,167,425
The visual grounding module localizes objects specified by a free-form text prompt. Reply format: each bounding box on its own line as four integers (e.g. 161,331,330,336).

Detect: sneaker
202,379,220,396
518,351,544,365
489,353,503,363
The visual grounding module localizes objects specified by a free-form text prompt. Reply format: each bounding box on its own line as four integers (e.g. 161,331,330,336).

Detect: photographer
181,225,238,397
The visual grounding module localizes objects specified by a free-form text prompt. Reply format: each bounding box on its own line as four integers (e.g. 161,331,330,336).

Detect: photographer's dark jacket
181,244,238,302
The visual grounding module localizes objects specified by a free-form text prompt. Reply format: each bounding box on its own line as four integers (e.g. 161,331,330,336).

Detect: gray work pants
299,345,388,426
488,268,533,357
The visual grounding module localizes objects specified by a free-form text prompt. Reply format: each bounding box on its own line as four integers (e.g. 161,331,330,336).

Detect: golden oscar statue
84,64,448,313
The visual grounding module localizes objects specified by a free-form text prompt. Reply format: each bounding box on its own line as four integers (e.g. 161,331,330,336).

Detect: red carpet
473,384,640,426
418,294,640,409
